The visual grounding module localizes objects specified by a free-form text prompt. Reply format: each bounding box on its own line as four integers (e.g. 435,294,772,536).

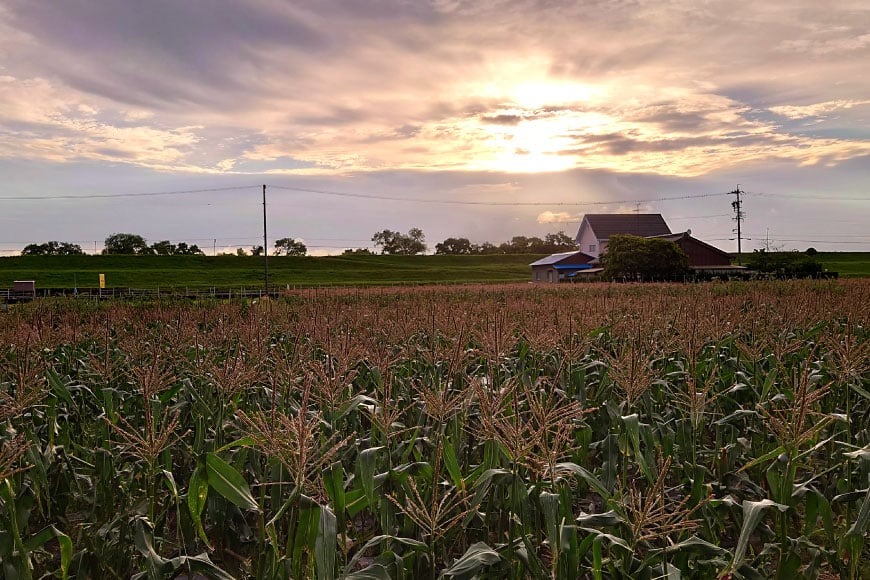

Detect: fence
0,286,276,303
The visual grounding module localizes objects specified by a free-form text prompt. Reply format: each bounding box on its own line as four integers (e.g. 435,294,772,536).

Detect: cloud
0,75,204,170
0,0,868,179
768,100,870,119
537,211,578,224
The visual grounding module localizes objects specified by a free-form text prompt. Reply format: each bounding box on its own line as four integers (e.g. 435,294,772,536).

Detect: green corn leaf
848,382,870,401
592,535,603,580
343,563,392,580
215,436,256,453
205,452,259,512
442,438,464,490
293,504,320,579
554,462,610,499
842,486,870,544
575,511,622,527
728,499,788,573
188,464,211,548
539,491,561,553
358,446,384,508
621,414,652,484
22,526,72,580
343,535,428,576
316,505,338,580
738,444,786,473
183,553,237,580
439,542,501,577
324,462,347,526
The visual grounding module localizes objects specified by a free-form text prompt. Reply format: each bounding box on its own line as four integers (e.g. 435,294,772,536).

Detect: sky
0,0,868,255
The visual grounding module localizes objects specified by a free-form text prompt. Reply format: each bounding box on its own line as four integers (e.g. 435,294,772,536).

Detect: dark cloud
7,0,328,108
631,109,720,133
480,114,524,125
94,148,137,159
562,131,774,156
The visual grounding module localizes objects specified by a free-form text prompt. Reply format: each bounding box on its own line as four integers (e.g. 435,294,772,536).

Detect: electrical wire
0,185,260,201
265,184,730,207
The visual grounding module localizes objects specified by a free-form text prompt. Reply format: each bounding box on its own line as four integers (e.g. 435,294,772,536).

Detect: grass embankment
2,252,867,290
734,251,870,277
813,252,870,277
0,254,544,289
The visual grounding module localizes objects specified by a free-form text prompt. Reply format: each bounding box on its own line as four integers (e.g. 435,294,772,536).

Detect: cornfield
1,280,868,579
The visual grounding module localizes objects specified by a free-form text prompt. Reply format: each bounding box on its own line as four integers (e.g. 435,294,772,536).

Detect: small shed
530,250,596,283
13,280,36,298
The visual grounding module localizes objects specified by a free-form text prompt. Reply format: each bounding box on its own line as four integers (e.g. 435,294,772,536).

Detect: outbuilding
530,250,596,283
647,231,732,269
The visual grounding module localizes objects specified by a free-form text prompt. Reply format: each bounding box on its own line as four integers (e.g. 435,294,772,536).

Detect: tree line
351,229,577,255
20,229,579,256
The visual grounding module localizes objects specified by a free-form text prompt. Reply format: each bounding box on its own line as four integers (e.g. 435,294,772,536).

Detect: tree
21,241,84,256
236,247,248,256
601,235,689,281
435,237,473,255
251,246,264,256
150,240,204,255
151,240,176,255
746,250,823,278
103,233,152,255
342,248,374,255
472,242,500,255
371,228,426,255
174,242,203,255
274,237,307,256
541,231,577,253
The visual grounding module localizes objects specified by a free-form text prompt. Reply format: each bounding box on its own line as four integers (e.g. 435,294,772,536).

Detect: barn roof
582,214,671,239
647,231,730,258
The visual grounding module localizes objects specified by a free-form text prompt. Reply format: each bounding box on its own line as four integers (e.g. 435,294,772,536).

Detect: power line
265,184,729,207
0,185,260,201
746,191,870,201
668,213,731,220
752,238,870,245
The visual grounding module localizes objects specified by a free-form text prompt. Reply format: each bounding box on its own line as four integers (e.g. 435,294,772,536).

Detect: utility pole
213,238,217,256
730,185,744,265
262,184,269,296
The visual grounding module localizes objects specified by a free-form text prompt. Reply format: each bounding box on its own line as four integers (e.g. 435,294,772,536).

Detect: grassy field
1,280,868,578
0,254,544,289
813,252,870,277
1,252,867,291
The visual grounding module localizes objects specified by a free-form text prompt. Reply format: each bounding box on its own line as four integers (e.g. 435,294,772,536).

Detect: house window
535,271,540,281
589,244,597,253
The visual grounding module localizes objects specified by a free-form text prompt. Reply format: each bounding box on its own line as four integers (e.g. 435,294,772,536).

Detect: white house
574,214,672,258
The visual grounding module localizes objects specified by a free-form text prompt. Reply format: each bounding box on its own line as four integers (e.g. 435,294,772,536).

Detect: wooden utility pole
730,185,744,264
262,184,269,295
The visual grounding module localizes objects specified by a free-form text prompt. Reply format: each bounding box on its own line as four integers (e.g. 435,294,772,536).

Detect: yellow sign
99,274,105,289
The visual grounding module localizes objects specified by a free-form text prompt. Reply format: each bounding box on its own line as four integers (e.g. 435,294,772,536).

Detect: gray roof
583,214,671,239
529,250,594,267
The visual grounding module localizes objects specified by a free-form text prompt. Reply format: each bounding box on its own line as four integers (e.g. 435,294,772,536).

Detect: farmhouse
532,213,741,282
529,250,597,283
575,214,671,258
